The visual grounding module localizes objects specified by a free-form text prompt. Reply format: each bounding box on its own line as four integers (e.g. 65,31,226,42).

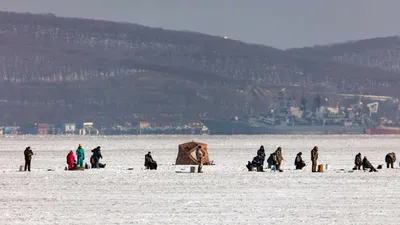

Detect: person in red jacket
66,150,76,170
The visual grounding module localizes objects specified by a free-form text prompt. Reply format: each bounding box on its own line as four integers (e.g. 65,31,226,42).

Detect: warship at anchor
202,91,369,135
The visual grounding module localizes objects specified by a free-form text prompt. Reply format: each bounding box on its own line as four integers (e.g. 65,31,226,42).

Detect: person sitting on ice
362,156,377,172
246,155,264,172
144,151,157,170
266,152,277,169
90,146,106,168
294,152,306,170
66,150,76,170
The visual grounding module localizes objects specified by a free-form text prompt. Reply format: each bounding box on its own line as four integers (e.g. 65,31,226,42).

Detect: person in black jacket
362,156,377,172
246,155,264,172
24,146,34,172
267,152,277,169
353,153,362,170
90,146,106,168
294,152,306,170
257,146,266,166
144,151,157,170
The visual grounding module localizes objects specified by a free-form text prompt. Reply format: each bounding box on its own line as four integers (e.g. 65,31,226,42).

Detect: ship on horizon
202,115,366,135
202,91,372,135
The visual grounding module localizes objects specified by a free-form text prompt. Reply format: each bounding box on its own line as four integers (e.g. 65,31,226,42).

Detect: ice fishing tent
176,141,210,165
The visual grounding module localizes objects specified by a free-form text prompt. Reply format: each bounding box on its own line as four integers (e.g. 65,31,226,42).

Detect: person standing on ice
76,144,85,168
196,146,203,173
385,152,396,169
311,146,318,172
275,147,283,172
24,146,34,172
354,153,362,170
257,146,266,166
66,150,76,170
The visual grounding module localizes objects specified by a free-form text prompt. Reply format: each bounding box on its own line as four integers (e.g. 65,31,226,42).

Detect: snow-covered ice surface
1,135,400,225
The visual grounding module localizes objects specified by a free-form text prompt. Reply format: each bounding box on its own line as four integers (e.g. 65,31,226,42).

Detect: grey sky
1,0,399,49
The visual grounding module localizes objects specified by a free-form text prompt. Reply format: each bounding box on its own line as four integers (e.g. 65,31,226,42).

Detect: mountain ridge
0,11,399,125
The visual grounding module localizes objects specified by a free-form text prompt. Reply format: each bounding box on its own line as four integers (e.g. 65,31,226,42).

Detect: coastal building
3,126,20,135
48,124,57,135
139,122,151,129
62,123,76,134
79,122,99,135
37,123,49,135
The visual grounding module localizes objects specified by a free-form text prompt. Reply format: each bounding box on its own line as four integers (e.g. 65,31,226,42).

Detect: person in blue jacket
76,144,85,168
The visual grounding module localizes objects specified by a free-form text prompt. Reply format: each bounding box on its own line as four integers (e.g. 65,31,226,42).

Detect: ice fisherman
353,153,362,170
90,146,103,168
24,146,34,172
66,150,76,170
275,147,283,172
256,146,266,166
294,152,306,170
196,146,203,173
76,144,85,168
385,152,396,169
362,156,377,172
311,146,318,172
246,155,264,172
267,152,277,169
144,151,157,170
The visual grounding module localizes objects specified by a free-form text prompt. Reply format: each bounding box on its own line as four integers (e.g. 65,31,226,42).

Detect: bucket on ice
325,164,329,170
190,166,196,173
318,164,324,172
19,165,23,171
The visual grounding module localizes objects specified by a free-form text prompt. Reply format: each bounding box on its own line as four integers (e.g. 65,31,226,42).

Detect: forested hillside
0,11,399,125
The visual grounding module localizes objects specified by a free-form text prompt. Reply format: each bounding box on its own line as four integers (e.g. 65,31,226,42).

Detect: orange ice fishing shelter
175,141,210,165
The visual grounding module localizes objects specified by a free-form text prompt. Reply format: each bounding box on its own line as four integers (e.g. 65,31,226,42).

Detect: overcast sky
1,0,399,49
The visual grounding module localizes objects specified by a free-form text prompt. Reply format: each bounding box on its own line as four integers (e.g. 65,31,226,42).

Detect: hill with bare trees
288,36,400,73
0,11,399,125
